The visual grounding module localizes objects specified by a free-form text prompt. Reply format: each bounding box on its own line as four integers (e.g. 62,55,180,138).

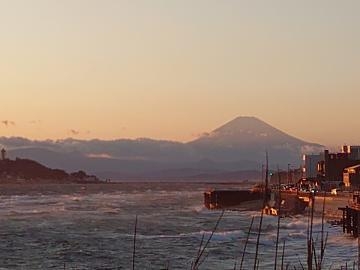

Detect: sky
0,0,359,147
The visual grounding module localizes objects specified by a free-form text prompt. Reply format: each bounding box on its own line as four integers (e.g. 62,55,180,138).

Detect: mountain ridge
0,116,324,180
189,116,316,146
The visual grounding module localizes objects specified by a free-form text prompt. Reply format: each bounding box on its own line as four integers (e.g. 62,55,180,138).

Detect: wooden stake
274,166,282,270
253,151,269,270
240,216,255,270
132,215,138,270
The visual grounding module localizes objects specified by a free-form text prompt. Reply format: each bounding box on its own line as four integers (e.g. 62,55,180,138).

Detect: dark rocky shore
0,157,100,184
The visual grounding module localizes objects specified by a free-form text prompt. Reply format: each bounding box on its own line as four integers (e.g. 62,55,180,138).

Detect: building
269,168,302,185
343,164,360,188
350,146,360,160
318,145,360,182
303,153,324,178
1,148,6,160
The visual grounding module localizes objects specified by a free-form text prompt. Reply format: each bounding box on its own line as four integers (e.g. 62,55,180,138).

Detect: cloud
29,120,42,125
301,144,325,154
1,120,15,127
69,129,80,135
191,132,210,139
87,153,113,159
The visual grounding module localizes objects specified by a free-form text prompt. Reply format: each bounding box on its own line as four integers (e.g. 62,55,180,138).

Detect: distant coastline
0,155,101,184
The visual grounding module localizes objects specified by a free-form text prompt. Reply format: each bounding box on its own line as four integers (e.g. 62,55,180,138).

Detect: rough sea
0,182,357,269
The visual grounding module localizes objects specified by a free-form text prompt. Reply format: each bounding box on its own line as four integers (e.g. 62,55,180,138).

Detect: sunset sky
0,0,359,147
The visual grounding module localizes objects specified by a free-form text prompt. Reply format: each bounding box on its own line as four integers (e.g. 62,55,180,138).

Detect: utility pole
287,163,290,184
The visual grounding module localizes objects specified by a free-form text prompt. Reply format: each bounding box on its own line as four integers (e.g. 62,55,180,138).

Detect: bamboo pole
239,216,255,270
318,191,328,270
307,194,315,270
358,210,360,270
297,255,305,270
192,210,225,270
132,215,138,270
253,151,269,270
274,166,282,270
312,237,318,268
195,233,205,263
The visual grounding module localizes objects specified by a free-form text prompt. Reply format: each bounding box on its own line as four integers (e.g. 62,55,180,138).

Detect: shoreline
0,182,352,220
0,182,126,196
0,181,244,196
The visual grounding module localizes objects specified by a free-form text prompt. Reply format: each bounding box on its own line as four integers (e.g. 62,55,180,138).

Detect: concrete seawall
204,189,263,209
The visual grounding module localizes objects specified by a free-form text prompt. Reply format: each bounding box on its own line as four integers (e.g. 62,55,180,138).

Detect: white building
303,153,324,178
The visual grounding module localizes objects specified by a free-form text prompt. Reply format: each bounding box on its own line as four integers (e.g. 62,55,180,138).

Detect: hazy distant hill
0,157,98,183
0,117,324,180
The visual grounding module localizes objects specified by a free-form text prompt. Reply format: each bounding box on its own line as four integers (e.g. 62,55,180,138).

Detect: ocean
0,182,357,269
